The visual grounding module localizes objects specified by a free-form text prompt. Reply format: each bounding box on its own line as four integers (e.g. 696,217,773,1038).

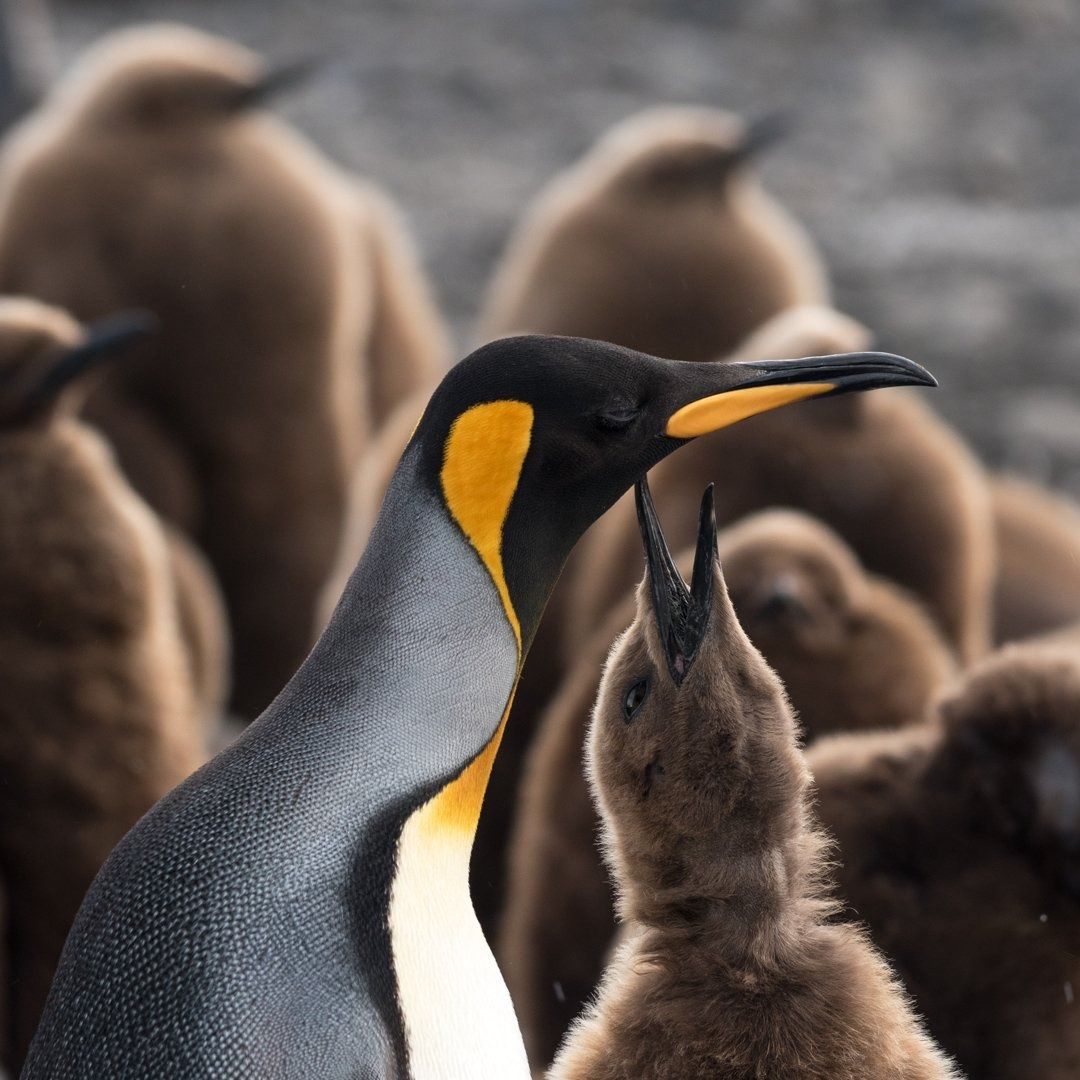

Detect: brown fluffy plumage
478,106,828,359
810,636,1080,1079
991,474,1080,646
0,297,209,1071
568,306,994,666
502,510,955,1068
0,24,448,714
549,514,957,1079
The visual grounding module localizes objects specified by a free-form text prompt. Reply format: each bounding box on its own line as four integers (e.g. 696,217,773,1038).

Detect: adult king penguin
24,335,934,1079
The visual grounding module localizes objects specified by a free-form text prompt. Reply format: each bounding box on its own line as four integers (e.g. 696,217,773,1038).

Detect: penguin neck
625,783,825,973
320,440,533,1078
311,441,528,841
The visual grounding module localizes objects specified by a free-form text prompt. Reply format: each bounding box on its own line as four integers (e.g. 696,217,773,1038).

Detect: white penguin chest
388,804,530,1080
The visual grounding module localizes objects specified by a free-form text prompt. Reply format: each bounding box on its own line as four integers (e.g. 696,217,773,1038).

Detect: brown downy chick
809,639,1080,1079
550,481,957,1080
0,23,449,715
478,107,828,359
0,298,209,1070
722,509,956,738
502,509,955,1069
163,523,231,723
991,474,1080,645
568,305,993,664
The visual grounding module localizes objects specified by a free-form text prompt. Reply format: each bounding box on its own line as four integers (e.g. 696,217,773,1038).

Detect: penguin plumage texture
501,508,955,1068
810,634,1080,1079
568,305,994,665
0,23,450,715
991,474,1080,645
0,297,210,1072
478,107,829,360
549,481,958,1080
22,334,933,1078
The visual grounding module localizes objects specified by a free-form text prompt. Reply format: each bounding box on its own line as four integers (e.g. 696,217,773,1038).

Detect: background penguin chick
567,305,994,665
354,183,450,428
721,509,956,739
477,106,829,359
0,298,209,1070
991,474,1080,646
808,639,1080,1080
551,513,957,1079
501,509,954,1070
163,524,231,724
0,23,449,715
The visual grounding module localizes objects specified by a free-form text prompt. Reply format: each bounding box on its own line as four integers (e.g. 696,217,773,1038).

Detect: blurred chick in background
478,106,827,357
991,475,1080,646
0,298,214,1072
0,23,449,715
811,632,1080,1079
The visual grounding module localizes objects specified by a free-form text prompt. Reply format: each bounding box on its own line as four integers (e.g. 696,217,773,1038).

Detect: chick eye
596,399,640,432
624,677,650,721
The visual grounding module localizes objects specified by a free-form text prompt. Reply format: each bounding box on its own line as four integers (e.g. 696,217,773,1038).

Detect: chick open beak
664,351,936,439
636,477,718,686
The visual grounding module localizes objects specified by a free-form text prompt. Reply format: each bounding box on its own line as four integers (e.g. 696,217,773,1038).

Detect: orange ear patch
440,400,534,650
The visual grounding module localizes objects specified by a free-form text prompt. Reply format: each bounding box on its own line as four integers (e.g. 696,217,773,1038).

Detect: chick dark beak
231,59,320,111
636,478,717,685
26,310,158,412
664,351,936,438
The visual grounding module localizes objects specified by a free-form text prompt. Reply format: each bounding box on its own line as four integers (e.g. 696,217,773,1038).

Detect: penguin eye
596,398,641,432
624,677,650,721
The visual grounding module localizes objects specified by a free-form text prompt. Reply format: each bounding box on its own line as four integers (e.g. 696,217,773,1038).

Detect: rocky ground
21,0,1080,485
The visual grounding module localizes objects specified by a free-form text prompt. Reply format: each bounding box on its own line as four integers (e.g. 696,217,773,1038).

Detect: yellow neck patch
439,400,533,650
412,400,533,836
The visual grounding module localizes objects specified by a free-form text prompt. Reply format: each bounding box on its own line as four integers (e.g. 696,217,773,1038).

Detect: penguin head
411,334,935,646
0,298,155,429
592,107,790,199
60,25,312,129
587,480,809,912
936,643,1080,899
720,510,956,739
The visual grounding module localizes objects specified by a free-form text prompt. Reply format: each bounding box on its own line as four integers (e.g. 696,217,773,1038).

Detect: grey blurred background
8,0,1080,483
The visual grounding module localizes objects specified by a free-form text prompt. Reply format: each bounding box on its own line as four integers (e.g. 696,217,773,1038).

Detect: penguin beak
231,58,320,111
636,477,717,686
727,110,792,170
664,351,936,439
26,310,158,412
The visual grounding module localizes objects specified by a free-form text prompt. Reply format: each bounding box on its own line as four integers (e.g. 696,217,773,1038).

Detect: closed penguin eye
596,398,641,432
624,676,650,721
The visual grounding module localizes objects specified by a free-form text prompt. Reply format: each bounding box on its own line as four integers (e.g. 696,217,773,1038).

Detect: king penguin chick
502,508,955,1069
568,305,994,664
721,509,956,737
810,635,1080,1079
478,107,828,359
991,474,1080,645
23,336,933,1078
0,23,450,715
550,481,958,1080
0,298,210,1071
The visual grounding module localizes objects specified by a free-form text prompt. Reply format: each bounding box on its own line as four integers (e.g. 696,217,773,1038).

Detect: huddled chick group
2,19,1080,1080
